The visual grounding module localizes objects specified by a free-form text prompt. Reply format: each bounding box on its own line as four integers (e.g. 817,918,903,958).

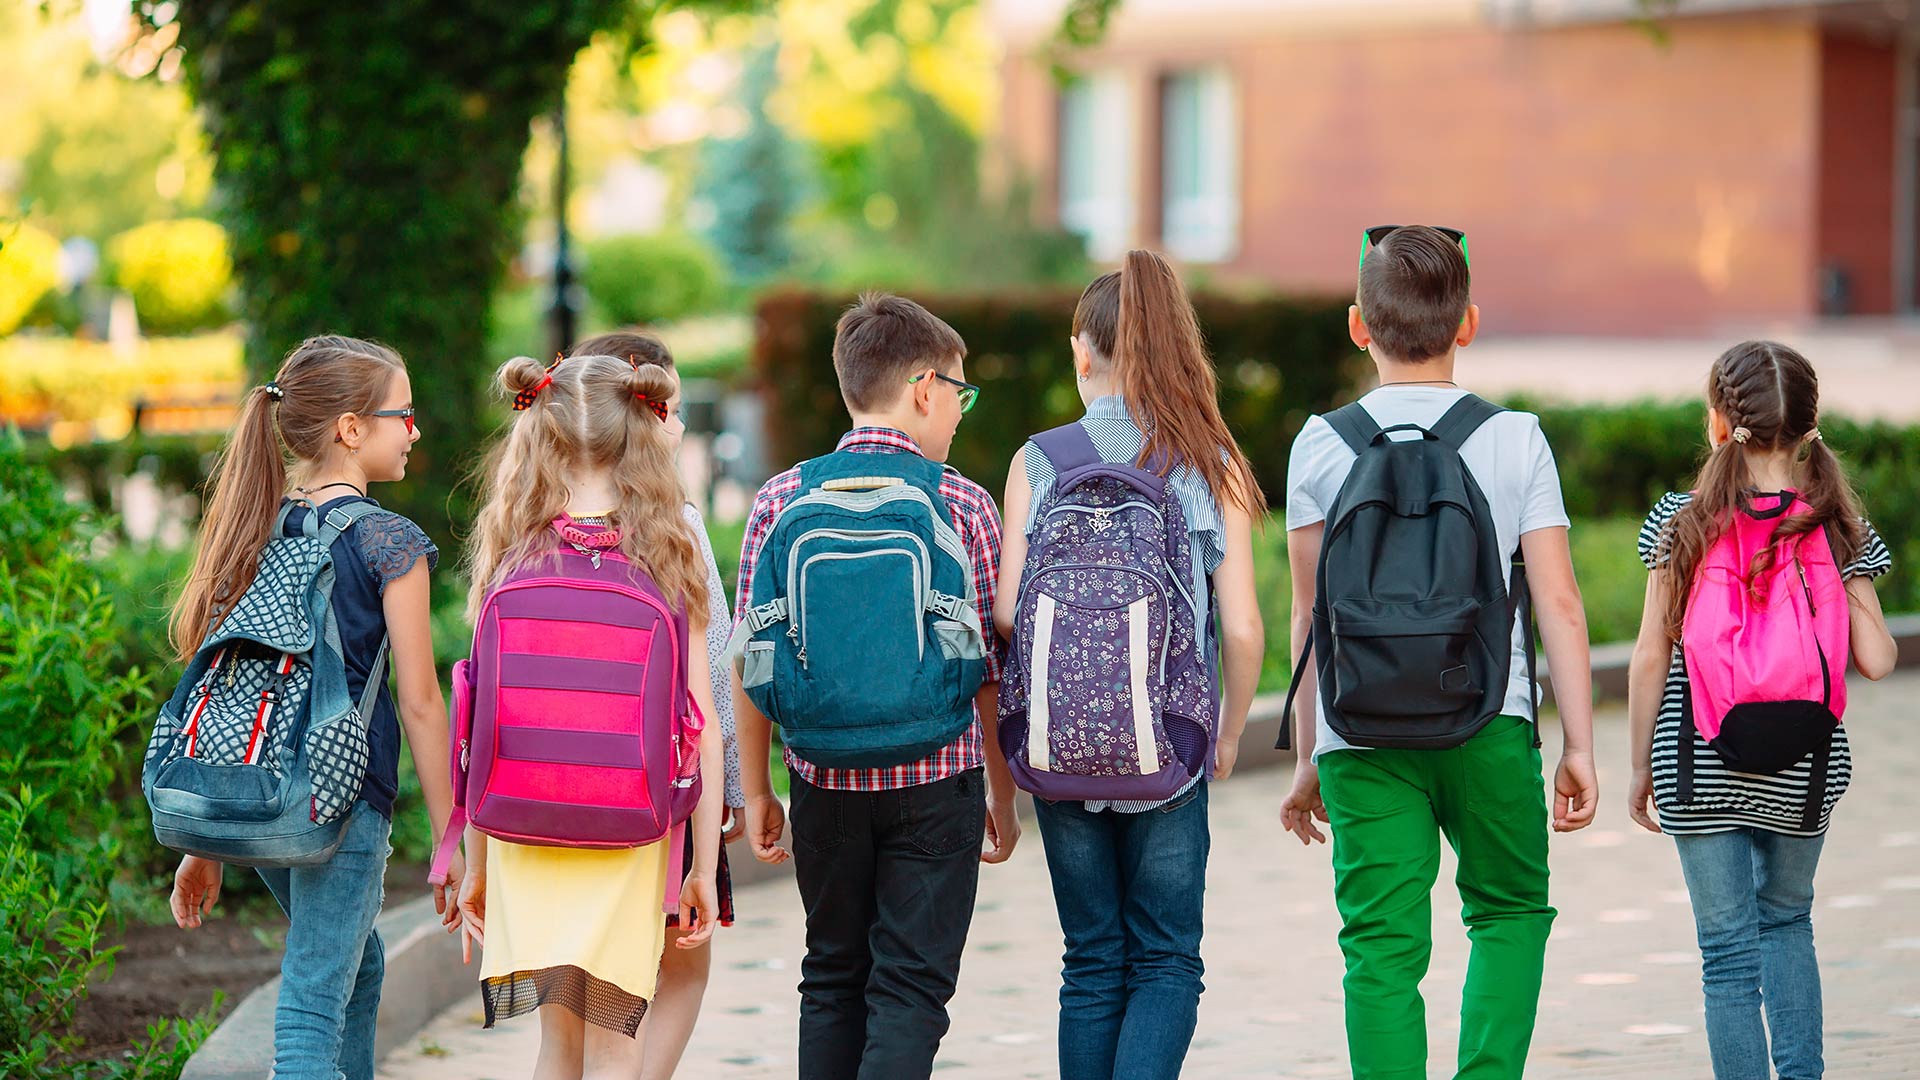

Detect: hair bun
623,360,678,407
499,356,551,397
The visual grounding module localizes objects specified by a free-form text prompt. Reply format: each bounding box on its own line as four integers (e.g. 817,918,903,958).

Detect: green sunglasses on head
906,369,980,414
1358,224,1470,272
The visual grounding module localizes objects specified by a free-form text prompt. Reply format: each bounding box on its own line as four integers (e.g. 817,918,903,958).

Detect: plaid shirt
735,427,1003,791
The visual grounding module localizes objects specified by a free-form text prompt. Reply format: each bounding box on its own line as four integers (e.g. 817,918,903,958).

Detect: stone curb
185,614,1920,1075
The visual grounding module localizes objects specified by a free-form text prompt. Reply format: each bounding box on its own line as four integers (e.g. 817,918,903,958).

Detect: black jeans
789,767,986,1080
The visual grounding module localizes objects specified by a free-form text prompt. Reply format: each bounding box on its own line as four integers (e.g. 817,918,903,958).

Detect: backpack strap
1275,640,1313,751
1427,393,1504,451
1031,421,1102,474
1322,404,1383,457
1800,734,1832,833
1511,558,1541,748
1677,687,1697,805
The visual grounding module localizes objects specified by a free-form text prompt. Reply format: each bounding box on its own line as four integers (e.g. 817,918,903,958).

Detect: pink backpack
1680,492,1848,808
429,518,703,910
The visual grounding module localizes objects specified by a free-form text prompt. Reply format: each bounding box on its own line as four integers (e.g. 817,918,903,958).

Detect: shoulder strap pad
1427,394,1504,451
1323,403,1383,456
1031,422,1101,474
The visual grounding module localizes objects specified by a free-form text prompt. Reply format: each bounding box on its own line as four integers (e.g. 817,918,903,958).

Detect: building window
1058,71,1135,262
1160,68,1239,263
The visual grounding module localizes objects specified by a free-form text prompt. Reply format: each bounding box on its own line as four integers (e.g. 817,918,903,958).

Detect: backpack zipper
772,484,971,578
795,548,925,667
1025,563,1172,678
1795,557,1833,708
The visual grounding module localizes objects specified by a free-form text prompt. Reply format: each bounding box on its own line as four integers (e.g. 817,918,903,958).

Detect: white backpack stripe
1127,598,1159,775
1028,594,1058,772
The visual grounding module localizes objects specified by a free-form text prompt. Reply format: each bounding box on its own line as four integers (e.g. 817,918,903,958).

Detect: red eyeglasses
370,407,416,434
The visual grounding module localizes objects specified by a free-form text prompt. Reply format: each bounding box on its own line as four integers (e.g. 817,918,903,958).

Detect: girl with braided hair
1625,340,1897,1079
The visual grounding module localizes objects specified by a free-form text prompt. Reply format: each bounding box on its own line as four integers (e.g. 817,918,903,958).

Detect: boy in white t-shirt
1278,225,1598,1079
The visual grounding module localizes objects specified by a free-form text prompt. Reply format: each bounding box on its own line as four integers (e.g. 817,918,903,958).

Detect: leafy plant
0,222,61,336
582,231,728,327
107,220,233,335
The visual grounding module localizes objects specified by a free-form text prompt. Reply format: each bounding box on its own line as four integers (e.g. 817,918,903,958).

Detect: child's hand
745,793,791,865
1553,750,1599,833
434,848,465,930
170,856,222,929
456,862,487,964
722,805,746,845
982,793,1020,864
1214,735,1243,781
1626,767,1661,834
676,872,719,948
1279,765,1329,845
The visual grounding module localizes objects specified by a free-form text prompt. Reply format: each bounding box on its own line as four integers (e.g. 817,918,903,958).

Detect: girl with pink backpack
449,353,725,1076
1625,341,1897,1079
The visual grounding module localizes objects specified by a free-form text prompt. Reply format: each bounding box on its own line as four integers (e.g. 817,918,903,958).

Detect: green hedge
1521,399,1920,613
751,288,1363,499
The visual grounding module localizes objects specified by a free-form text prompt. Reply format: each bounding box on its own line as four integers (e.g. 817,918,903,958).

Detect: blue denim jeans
1672,828,1827,1080
1033,782,1210,1080
256,801,392,1080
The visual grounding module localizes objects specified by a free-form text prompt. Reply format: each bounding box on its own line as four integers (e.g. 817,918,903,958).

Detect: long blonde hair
170,335,404,659
464,354,709,624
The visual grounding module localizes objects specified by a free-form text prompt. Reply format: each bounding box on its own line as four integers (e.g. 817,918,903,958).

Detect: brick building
991,0,1917,334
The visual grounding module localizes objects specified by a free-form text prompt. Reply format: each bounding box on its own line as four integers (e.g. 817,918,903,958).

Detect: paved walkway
381,673,1920,1078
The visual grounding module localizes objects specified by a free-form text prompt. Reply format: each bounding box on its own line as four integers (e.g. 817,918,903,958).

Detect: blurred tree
698,44,797,283
0,5,212,246
157,0,765,550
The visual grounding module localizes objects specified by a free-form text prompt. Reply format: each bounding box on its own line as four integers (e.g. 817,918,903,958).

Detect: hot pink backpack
429,518,704,909
1680,492,1849,813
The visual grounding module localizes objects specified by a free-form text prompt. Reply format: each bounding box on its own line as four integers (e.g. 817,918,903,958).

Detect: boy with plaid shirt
733,293,1019,1080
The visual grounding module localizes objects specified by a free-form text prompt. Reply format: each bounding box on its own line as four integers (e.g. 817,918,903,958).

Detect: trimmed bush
106,220,233,336
0,224,62,337
1521,399,1920,613
750,288,1363,500
582,232,727,329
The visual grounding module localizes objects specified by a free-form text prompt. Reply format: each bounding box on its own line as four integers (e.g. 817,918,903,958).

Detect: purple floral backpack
999,423,1217,801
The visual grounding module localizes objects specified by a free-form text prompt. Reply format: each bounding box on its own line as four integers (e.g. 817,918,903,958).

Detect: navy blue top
279,495,438,819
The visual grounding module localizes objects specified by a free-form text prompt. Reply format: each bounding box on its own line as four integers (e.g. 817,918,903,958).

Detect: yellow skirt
479,836,671,1036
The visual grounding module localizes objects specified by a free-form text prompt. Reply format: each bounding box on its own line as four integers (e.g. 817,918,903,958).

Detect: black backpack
1278,394,1536,751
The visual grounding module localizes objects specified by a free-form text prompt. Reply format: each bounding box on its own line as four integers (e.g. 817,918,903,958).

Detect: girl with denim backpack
993,250,1267,1080
166,335,462,1080
454,353,724,1077
1626,341,1897,1079
566,329,744,1080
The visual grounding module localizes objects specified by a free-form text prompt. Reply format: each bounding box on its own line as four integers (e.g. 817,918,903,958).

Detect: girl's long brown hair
1661,340,1864,640
1072,249,1267,515
170,336,404,659
464,354,709,625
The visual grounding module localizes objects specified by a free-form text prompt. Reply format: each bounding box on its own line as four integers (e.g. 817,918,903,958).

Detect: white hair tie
1731,426,1751,444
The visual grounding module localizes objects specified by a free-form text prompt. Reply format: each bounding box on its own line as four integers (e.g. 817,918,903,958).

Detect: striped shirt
1639,491,1892,836
734,427,1003,792
1021,396,1228,813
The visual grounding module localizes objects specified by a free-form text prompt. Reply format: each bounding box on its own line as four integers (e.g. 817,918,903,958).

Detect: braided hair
1659,340,1865,639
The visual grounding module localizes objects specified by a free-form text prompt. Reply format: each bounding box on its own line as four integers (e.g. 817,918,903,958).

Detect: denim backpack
999,423,1217,801
143,499,389,866
1278,395,1534,751
729,450,987,768
429,518,705,903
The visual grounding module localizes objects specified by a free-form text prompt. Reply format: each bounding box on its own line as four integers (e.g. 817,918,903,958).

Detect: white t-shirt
1284,386,1571,761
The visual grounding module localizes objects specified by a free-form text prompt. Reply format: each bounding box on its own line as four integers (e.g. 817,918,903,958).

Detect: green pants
1318,716,1555,1080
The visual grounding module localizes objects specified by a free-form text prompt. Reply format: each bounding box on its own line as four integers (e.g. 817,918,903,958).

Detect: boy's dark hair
1357,225,1471,363
568,328,674,369
832,292,966,412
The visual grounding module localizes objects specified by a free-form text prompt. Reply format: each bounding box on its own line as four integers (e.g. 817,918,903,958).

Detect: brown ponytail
170,336,404,659
1660,340,1864,640
1073,250,1267,515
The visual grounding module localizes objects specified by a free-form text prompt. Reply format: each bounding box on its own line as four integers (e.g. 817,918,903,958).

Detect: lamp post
548,98,579,358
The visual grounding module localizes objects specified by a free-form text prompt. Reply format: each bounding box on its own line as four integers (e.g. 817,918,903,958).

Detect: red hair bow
634,393,668,422
512,355,564,412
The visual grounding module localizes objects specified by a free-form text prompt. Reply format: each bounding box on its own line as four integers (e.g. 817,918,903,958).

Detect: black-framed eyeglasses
1358,225,1469,271
370,407,416,434
906,370,979,413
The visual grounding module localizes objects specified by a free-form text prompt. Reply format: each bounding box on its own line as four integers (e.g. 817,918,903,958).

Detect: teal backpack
728,451,987,767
